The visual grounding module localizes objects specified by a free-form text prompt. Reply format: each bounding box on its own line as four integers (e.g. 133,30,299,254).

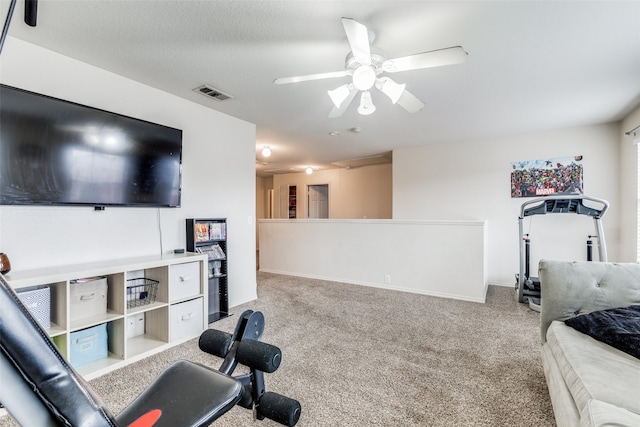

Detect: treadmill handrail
519,194,609,219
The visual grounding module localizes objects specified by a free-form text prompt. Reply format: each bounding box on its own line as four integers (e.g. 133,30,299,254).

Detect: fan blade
342,17,371,65
274,70,349,85
328,86,358,118
383,46,467,73
328,83,354,108
396,89,425,113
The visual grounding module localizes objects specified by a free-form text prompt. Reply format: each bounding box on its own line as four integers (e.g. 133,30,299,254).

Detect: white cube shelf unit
5,253,208,380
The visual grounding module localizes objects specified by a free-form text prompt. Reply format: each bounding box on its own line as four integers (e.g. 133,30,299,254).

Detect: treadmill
516,194,609,311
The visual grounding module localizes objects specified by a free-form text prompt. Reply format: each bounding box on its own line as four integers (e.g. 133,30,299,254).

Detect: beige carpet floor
1,272,555,426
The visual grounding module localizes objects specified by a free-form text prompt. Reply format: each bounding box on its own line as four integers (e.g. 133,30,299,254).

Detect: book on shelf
196,244,226,260
208,222,226,240
195,223,209,242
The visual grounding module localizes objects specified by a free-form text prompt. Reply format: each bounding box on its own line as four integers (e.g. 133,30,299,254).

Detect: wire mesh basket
126,278,159,309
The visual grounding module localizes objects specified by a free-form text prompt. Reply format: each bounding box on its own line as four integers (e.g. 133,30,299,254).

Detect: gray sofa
539,260,640,427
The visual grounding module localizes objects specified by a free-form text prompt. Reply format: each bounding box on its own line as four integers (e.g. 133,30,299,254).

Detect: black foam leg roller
257,391,302,427
236,339,282,373
198,329,233,358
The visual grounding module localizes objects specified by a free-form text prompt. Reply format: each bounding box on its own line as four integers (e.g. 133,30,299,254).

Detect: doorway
308,184,329,218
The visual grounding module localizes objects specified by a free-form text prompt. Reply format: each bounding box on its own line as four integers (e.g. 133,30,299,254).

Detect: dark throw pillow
565,305,640,360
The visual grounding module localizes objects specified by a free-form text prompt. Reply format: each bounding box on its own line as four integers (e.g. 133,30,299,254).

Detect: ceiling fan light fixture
357,91,376,115
328,84,353,108
352,65,376,91
377,77,406,104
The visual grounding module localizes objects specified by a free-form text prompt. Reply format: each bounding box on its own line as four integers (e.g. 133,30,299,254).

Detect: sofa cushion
546,321,640,416
565,305,640,359
580,399,640,427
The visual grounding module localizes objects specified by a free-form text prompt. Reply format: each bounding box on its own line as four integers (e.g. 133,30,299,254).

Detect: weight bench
0,273,300,426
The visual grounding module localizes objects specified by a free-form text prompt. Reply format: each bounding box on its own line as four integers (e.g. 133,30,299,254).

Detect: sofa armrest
538,260,640,343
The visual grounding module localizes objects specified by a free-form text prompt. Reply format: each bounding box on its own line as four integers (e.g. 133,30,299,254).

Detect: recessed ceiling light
306,167,313,175
261,146,271,157
329,131,340,136
350,127,362,133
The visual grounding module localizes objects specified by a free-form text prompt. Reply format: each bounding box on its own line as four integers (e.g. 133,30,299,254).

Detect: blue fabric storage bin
70,323,108,367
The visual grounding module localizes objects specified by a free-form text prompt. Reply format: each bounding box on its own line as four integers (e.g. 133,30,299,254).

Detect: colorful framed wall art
511,156,583,198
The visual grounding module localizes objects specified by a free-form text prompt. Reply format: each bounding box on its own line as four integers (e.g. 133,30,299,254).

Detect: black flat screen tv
0,84,182,207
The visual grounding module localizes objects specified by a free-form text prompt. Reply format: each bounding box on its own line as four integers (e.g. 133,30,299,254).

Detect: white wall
0,37,257,307
271,164,392,219
259,219,488,302
393,123,622,286
255,175,274,249
619,106,640,261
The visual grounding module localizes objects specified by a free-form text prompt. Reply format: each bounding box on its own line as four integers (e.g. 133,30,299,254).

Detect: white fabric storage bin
169,262,200,301
169,297,203,342
126,312,145,338
70,277,107,322
17,286,51,329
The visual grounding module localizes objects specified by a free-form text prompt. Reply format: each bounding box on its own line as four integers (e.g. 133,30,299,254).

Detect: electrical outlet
384,274,391,284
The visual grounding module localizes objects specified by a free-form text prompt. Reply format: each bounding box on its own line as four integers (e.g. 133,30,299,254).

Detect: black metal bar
524,236,531,279
24,0,37,27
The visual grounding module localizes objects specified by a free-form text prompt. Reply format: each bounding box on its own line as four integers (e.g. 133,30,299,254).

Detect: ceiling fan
274,17,468,118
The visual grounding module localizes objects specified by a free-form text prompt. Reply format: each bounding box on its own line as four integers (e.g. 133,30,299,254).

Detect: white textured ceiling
3,1,640,177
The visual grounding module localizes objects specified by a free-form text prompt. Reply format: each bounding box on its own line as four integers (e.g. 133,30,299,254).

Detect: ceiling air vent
193,85,234,102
